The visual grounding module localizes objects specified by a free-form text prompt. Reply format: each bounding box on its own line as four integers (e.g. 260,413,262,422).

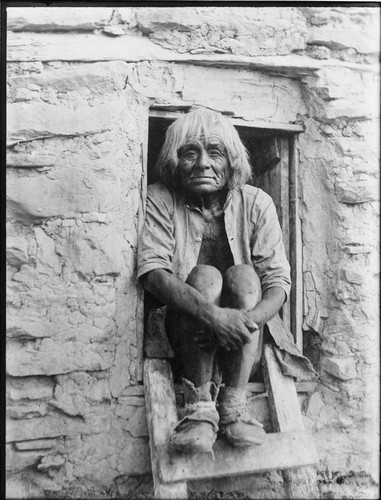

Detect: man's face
177,135,230,196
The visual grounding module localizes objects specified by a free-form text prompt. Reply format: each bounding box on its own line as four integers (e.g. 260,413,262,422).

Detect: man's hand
199,306,259,351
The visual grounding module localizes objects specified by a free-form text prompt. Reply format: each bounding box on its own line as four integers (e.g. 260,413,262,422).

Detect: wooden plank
256,137,291,331
143,359,187,499
174,381,317,395
289,136,304,352
279,137,291,332
120,380,317,398
263,343,319,499
135,116,149,382
159,430,318,483
149,108,304,133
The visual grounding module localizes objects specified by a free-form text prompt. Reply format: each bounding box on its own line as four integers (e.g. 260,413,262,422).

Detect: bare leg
168,265,223,387
216,265,266,446
218,264,262,389
167,265,222,453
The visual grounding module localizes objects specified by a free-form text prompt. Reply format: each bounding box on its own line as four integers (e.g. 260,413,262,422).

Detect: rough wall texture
6,6,379,497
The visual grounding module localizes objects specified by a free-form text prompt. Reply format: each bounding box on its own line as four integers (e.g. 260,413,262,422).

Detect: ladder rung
159,430,318,483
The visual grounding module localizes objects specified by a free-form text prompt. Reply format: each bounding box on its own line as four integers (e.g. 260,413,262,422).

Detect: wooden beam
143,359,187,499
174,381,317,395
263,344,319,499
289,136,304,352
135,115,149,383
120,380,318,398
149,109,304,133
159,430,318,483
255,137,291,331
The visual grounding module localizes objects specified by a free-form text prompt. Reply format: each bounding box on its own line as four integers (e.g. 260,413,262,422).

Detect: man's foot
170,420,217,453
218,386,266,447
170,378,220,454
219,419,266,447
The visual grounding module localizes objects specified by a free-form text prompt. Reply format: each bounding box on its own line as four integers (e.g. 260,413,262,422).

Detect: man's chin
186,185,221,195
184,180,224,194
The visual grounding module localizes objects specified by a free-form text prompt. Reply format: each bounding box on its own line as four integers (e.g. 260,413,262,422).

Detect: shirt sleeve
251,192,291,300
137,183,175,280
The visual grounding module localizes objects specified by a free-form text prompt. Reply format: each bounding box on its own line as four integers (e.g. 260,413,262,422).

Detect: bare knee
222,264,261,310
186,265,223,304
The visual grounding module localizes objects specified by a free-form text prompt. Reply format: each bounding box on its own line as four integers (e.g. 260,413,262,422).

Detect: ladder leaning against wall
143,312,319,499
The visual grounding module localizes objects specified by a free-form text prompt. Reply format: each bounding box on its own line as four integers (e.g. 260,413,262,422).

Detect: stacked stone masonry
6,6,380,497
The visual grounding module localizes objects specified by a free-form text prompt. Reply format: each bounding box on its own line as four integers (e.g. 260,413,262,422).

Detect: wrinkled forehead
182,132,226,148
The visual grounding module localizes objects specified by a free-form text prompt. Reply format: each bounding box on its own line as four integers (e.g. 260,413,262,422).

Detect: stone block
116,437,151,476
342,270,364,286
7,235,29,268
322,356,357,381
136,7,308,56
7,151,56,168
50,376,112,418
305,391,325,418
8,61,129,100
109,340,132,398
7,100,127,146
8,402,48,419
15,439,57,451
37,453,65,471
6,338,114,376
135,7,205,34
34,227,61,274
6,446,46,473
7,7,113,32
48,394,87,418
7,168,121,221
55,224,126,277
336,183,376,204
7,376,55,401
6,414,88,442
312,68,378,120
308,24,379,54
55,372,112,403
125,406,149,438
318,405,339,426
182,65,306,122
13,87,38,101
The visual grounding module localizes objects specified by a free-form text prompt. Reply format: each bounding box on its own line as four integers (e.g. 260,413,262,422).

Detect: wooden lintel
149,109,305,133
159,430,318,483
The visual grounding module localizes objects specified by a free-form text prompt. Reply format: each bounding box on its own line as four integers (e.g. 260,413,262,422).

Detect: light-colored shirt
137,181,291,299
137,181,317,380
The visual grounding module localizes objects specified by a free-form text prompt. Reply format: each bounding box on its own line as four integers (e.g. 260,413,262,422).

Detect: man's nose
197,150,212,169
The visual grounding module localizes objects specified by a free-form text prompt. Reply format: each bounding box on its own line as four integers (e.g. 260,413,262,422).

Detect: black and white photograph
4,2,380,499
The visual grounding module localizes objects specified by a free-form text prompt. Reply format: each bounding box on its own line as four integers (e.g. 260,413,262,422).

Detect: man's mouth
187,176,216,182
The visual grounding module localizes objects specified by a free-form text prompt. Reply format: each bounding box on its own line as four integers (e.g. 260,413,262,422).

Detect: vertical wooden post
144,358,188,499
289,136,304,352
135,114,149,383
263,343,319,499
278,137,291,332
255,137,291,331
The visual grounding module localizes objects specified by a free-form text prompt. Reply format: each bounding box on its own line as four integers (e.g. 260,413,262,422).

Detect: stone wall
6,6,379,497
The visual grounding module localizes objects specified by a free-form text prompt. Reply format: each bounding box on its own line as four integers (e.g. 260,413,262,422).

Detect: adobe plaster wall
6,6,379,498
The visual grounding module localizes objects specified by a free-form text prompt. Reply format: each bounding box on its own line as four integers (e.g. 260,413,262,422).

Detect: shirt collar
181,187,232,212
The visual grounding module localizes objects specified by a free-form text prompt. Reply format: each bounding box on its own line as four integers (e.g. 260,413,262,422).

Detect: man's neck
184,187,229,212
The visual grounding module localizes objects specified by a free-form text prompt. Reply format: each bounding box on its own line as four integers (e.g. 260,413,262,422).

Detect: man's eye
183,151,197,160
209,149,223,157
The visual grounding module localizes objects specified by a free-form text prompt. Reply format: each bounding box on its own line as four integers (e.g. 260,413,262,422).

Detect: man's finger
245,321,259,332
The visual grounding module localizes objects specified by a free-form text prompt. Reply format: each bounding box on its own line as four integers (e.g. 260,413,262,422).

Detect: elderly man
137,109,292,453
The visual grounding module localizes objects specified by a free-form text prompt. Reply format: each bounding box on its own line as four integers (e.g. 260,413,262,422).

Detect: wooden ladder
144,343,319,499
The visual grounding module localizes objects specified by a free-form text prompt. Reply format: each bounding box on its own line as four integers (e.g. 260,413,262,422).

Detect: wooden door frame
136,108,305,381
